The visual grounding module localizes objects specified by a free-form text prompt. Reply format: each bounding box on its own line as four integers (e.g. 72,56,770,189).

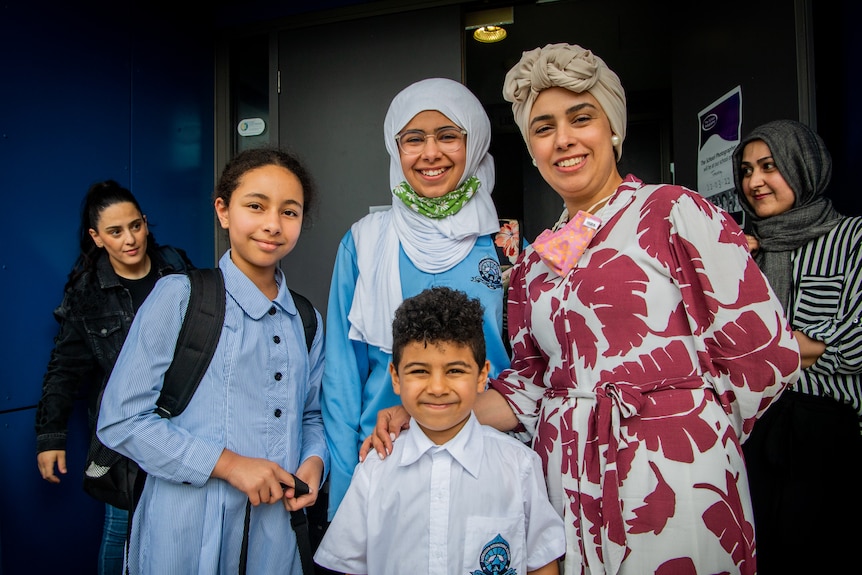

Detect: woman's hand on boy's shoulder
358,405,411,462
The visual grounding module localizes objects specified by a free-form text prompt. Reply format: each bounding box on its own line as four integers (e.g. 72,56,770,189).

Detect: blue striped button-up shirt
98,251,326,574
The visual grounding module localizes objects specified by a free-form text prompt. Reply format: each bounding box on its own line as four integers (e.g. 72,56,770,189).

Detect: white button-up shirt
314,413,565,575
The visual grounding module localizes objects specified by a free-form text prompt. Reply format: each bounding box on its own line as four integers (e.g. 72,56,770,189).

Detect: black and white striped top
789,215,862,429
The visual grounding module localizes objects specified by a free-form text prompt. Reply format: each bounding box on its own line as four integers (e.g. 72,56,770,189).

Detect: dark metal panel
0,4,132,572
1,3,216,574
0,404,103,575
126,6,216,269
0,2,133,413
275,4,464,318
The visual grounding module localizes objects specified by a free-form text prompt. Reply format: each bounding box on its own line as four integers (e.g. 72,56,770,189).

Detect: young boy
314,286,565,575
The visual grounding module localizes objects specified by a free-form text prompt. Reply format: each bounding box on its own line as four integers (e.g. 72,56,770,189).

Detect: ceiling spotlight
465,7,513,43
473,25,508,43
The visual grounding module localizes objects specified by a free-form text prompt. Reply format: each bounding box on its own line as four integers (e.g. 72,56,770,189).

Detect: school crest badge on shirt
473,257,503,290
471,534,517,575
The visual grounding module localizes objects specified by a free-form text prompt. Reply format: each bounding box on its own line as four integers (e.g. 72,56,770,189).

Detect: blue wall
0,2,215,573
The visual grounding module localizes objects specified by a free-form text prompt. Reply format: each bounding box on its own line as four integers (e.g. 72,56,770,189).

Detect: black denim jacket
35,246,193,453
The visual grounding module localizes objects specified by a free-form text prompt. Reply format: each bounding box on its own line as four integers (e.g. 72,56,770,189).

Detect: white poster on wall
697,86,742,201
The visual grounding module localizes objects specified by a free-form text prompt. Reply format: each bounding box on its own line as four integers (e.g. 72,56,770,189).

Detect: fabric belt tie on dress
544,376,705,575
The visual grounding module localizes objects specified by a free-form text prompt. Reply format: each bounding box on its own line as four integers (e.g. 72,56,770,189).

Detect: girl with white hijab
321,78,512,520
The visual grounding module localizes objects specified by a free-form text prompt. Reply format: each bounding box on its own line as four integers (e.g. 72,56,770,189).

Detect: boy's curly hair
391,287,486,367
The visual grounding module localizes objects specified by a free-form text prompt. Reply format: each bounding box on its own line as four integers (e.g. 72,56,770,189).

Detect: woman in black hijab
733,119,862,574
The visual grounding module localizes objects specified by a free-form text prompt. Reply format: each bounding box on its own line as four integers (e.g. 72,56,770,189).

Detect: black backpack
82,268,236,509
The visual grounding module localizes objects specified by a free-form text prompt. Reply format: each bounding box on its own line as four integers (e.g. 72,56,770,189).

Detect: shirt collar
397,412,484,478
219,250,292,319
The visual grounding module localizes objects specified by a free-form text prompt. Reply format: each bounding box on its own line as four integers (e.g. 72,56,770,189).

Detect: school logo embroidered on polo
472,257,502,290
470,534,517,575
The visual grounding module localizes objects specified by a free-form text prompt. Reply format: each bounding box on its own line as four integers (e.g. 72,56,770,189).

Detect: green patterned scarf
393,176,481,219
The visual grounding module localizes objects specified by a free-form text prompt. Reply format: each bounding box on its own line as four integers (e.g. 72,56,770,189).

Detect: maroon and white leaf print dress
491,176,800,575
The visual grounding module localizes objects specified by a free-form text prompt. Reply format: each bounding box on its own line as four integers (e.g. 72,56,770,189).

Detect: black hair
66,180,158,290
391,286,486,368
214,146,317,228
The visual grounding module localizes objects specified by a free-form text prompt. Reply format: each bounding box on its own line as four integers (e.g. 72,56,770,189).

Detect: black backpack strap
156,268,226,418
288,288,318,574
290,505,316,575
289,289,317,353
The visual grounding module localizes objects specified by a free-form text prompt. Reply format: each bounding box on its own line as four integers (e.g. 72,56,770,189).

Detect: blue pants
98,503,128,575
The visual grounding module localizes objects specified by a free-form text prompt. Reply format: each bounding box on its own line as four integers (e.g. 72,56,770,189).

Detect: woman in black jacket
35,180,193,575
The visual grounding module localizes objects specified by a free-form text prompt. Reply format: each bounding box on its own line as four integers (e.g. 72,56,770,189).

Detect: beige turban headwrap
502,43,627,160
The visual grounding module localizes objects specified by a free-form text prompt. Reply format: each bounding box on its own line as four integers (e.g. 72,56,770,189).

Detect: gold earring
611,135,621,147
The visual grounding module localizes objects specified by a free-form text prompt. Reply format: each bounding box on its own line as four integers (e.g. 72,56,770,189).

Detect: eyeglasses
395,128,467,155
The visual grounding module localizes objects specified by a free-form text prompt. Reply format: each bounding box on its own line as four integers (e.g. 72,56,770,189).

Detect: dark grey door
277,5,463,317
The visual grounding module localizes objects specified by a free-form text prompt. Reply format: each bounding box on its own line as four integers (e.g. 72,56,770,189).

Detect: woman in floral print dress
366,44,800,575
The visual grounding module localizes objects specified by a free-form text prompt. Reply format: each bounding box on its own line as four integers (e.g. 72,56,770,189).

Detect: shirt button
274,372,282,381
274,409,282,418
273,335,281,344
101,328,108,335
268,306,277,315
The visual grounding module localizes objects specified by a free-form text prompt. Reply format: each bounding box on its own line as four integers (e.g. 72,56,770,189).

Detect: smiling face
398,110,467,199
88,201,149,277
214,164,304,281
739,139,796,218
527,87,622,214
390,340,489,445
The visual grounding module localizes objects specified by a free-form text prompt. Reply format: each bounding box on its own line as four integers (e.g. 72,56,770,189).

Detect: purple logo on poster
699,90,741,148
701,114,718,131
